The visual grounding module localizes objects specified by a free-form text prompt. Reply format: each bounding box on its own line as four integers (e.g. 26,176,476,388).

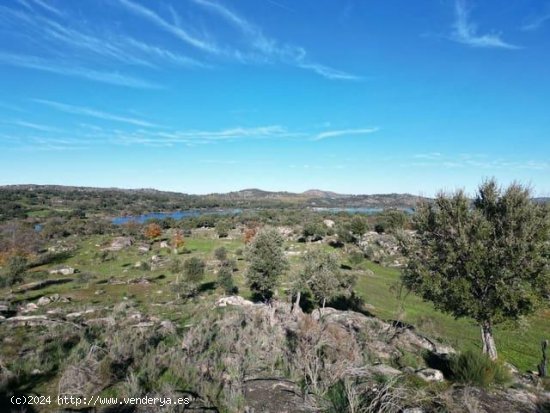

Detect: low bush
449,350,511,387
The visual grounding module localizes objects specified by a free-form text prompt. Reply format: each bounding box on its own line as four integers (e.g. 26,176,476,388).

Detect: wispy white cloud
111,125,293,146
33,99,160,127
0,5,205,69
116,0,220,55
401,153,549,171
190,0,359,80
11,120,62,132
312,127,379,141
0,52,161,88
451,0,519,49
521,11,550,31
413,152,442,160
27,0,64,17
296,63,361,80
2,123,386,151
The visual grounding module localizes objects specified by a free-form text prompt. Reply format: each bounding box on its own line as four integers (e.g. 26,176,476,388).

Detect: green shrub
214,247,227,261
217,265,235,295
323,379,349,413
348,251,364,266
449,350,511,387
1,255,28,286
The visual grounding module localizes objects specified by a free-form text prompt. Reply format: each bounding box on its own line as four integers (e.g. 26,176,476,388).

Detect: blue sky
0,0,549,196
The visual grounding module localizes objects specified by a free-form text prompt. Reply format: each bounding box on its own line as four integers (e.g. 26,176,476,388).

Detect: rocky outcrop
359,231,408,267
105,236,133,251
13,277,73,293
48,266,76,275
216,296,255,307
416,368,445,382
243,379,315,413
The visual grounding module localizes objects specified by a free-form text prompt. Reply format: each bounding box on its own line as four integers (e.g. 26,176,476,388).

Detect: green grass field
8,230,550,373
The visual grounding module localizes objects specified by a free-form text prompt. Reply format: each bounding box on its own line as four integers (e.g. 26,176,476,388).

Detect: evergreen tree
401,179,550,359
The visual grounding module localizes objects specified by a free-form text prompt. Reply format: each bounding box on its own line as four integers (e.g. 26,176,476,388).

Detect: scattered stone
21,303,39,313
5,315,53,326
243,379,316,413
133,321,155,328
137,243,151,253
106,236,133,251
128,312,142,322
323,219,335,228
369,364,402,378
277,226,294,238
66,309,95,319
37,296,51,306
160,241,169,249
94,290,106,295
284,251,301,256
216,296,255,307
13,278,73,293
415,368,445,382
159,320,176,334
85,317,115,327
49,266,75,276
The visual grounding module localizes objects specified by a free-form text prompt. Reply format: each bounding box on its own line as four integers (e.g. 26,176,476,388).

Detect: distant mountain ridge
0,184,426,209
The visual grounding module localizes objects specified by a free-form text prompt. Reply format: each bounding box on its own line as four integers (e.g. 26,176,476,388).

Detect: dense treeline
0,185,423,221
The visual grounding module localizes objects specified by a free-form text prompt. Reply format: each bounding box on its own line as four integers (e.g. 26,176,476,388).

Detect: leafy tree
218,263,235,295
378,210,409,233
302,220,326,240
181,257,206,297
245,228,288,300
1,255,28,286
171,230,185,252
216,221,231,238
243,227,257,244
401,180,550,359
214,247,227,261
183,257,205,284
336,223,356,245
0,222,42,260
298,249,356,309
349,215,368,239
144,223,162,240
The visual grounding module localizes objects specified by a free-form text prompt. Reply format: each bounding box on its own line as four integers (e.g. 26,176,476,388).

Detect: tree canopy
298,249,356,309
245,228,288,300
401,179,550,359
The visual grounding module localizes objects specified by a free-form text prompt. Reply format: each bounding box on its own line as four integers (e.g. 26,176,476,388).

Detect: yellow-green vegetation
7,227,549,373
1,211,549,413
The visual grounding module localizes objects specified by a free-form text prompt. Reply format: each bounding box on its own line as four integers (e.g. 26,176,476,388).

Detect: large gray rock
243,379,316,413
106,236,133,251
216,295,255,307
416,368,445,382
48,266,75,275
369,364,403,378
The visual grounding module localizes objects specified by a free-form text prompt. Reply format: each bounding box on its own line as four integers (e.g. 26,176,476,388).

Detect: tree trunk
480,321,498,360
292,291,302,315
